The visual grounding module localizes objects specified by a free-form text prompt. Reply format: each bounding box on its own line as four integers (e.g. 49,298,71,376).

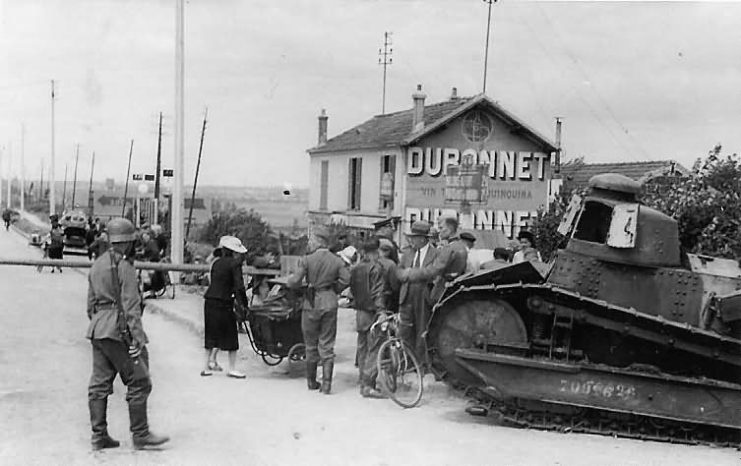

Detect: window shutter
348,158,354,210
355,158,363,210
320,161,328,210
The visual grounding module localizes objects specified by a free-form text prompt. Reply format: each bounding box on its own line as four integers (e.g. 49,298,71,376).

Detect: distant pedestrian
287,225,350,394
47,216,65,273
86,217,169,450
2,209,11,230
201,235,249,379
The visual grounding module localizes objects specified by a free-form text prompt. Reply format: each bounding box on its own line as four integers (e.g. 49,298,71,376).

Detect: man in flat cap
397,220,438,361
287,225,350,394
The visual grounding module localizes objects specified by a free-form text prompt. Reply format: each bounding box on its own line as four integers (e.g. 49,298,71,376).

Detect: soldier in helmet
287,225,350,394
86,217,169,450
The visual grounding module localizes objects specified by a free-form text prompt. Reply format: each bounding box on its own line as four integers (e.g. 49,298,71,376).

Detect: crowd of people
199,217,546,401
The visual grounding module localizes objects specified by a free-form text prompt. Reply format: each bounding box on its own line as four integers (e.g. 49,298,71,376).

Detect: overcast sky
1,0,740,188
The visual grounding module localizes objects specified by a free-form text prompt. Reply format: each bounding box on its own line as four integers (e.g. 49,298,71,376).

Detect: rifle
109,249,139,364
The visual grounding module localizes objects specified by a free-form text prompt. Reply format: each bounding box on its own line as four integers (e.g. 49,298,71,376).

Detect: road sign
132,174,143,181
444,163,488,204
162,169,173,177
144,174,155,181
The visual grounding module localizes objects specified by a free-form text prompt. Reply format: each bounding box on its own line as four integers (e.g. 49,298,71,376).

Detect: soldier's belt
92,303,117,314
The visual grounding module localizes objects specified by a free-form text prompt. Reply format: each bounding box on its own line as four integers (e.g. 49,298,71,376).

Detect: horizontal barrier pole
0,258,281,275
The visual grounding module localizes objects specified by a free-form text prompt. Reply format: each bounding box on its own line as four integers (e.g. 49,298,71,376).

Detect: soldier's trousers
302,307,337,364
88,338,152,405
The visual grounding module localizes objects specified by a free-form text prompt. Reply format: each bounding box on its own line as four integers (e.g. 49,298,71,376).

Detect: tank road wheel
426,298,527,387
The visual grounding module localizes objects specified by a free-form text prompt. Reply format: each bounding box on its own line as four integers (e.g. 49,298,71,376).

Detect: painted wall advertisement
405,146,551,238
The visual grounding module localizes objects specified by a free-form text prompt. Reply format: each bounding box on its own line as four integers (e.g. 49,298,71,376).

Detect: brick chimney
450,87,459,101
318,109,328,145
412,84,426,132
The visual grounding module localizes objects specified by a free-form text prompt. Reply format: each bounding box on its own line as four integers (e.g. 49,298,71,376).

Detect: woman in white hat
201,235,249,378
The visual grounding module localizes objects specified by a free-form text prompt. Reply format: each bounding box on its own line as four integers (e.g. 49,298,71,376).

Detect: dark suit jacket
398,243,438,307
407,238,468,302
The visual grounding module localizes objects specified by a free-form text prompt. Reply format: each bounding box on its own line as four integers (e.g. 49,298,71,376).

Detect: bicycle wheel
376,338,424,408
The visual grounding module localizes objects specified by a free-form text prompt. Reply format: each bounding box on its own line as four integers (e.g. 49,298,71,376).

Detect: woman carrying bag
201,235,250,379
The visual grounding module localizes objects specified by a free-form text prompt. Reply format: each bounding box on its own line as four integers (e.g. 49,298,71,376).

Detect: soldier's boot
89,399,120,450
129,402,170,450
306,360,321,390
320,360,334,395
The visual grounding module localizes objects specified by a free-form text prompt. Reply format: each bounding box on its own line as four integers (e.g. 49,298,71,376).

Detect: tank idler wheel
426,298,527,387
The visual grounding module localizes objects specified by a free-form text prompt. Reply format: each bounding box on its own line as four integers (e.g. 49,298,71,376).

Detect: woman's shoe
227,371,246,379
200,369,213,377
208,361,223,372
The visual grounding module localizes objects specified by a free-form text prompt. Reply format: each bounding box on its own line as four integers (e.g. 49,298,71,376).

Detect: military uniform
85,217,168,450
407,237,468,302
288,247,350,393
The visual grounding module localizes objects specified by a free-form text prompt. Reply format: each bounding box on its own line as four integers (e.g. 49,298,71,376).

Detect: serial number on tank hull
559,379,637,400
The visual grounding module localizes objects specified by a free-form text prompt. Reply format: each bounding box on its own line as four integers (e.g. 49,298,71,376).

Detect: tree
199,208,279,263
642,145,741,258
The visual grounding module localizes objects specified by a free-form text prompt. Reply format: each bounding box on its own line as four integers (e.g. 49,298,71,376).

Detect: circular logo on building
462,110,493,143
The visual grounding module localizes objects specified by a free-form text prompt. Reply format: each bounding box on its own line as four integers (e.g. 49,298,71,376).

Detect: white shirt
414,243,431,267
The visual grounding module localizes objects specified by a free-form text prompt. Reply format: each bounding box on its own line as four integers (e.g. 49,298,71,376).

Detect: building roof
309,94,558,154
559,160,689,189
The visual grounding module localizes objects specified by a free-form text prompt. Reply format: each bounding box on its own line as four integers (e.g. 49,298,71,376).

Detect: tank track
463,388,740,448
427,282,741,448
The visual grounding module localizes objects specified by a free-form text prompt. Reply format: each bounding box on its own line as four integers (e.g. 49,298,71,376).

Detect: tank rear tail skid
456,348,741,444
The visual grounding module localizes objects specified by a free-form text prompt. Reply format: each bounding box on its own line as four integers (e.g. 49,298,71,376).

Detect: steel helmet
107,218,136,243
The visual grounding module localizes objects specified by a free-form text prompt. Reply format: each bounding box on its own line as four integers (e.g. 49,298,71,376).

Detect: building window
348,157,362,211
320,160,329,210
379,155,395,211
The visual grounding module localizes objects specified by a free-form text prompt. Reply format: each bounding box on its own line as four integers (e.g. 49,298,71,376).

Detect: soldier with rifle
85,217,169,450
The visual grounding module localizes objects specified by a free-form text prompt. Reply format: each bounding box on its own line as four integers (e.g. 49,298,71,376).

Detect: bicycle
372,313,424,408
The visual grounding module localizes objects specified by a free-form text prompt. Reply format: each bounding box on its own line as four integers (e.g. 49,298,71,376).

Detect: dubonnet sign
405,146,551,238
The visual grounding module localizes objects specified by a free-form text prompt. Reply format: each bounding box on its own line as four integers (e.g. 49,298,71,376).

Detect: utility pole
378,31,393,115
172,0,185,267
88,152,95,217
555,117,563,174
7,141,12,209
482,0,498,94
50,80,56,216
154,112,163,224
61,163,68,212
39,159,44,202
71,144,79,209
186,108,207,240
20,124,25,211
122,140,134,217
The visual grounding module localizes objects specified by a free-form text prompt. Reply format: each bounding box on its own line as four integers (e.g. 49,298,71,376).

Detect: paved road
0,228,739,466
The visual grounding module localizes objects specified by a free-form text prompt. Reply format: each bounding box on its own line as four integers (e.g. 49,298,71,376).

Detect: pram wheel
261,353,283,366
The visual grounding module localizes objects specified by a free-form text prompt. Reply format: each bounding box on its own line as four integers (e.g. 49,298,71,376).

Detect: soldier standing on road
86,217,169,451
350,237,388,398
287,226,350,394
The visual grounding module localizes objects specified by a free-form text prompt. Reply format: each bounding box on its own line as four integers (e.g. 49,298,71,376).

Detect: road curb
145,294,205,337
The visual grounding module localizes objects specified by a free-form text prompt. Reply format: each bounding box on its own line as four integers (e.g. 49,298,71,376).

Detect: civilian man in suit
397,221,438,362
400,215,468,307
